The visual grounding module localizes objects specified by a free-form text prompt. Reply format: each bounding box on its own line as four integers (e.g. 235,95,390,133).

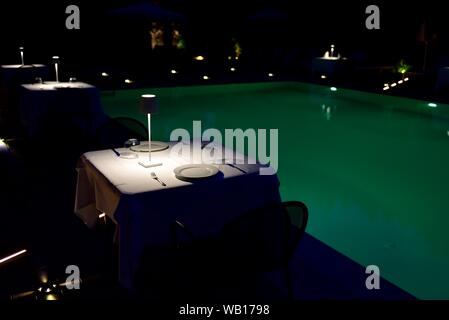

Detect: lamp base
138,161,163,168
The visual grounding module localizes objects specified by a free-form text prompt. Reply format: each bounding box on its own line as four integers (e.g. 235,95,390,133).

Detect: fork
151,172,166,186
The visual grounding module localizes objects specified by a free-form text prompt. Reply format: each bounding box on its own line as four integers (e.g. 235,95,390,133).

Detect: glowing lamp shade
139,94,162,168
52,56,60,83
19,47,24,65
140,94,159,114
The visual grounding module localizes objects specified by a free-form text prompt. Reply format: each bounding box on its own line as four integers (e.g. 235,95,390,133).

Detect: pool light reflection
427,103,437,108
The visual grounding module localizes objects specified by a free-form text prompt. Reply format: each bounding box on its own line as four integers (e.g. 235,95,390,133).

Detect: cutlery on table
226,163,247,174
111,148,121,157
151,172,167,187
215,158,247,174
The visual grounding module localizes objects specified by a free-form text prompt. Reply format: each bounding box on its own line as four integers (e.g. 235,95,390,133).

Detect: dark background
0,1,446,83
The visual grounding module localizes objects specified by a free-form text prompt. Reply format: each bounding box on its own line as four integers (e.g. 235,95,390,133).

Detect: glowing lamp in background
19,47,24,65
52,56,60,83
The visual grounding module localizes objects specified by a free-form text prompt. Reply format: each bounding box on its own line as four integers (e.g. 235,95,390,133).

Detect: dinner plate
174,164,219,181
130,141,169,152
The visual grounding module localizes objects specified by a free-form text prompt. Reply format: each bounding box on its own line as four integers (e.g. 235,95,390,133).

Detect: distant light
227,56,232,60
447,130,449,137
391,83,397,87
99,213,106,219
404,77,409,81
0,249,27,264
202,75,209,80
330,87,337,91
400,69,406,74
235,56,239,60
427,103,437,108
0,138,8,151
383,86,389,91
101,72,109,77
321,75,327,79
194,55,205,61
141,94,156,98
384,83,388,87
170,69,177,74
268,73,274,77
124,79,133,84
398,80,403,84
230,67,236,72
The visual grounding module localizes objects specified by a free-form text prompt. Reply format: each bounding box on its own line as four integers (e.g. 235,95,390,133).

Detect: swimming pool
102,82,449,299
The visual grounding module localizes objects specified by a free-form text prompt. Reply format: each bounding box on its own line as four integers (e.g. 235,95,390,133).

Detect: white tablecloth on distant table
0,64,49,111
435,67,449,91
75,142,281,289
19,81,106,137
0,64,48,86
312,57,350,77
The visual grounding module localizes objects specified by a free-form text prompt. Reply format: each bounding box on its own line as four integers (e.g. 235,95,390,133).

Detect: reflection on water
321,104,337,120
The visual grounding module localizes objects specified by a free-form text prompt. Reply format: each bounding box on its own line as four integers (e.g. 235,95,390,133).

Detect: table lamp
52,56,60,82
138,94,162,168
19,47,24,66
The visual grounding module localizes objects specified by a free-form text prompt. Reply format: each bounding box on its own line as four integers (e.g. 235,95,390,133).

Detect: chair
95,116,147,149
168,201,309,299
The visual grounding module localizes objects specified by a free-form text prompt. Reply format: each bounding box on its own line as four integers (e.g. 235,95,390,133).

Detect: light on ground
391,83,397,87
268,73,274,77
124,79,133,84
194,55,205,61
101,72,109,77
203,75,209,80
0,249,27,264
321,75,327,79
230,67,236,72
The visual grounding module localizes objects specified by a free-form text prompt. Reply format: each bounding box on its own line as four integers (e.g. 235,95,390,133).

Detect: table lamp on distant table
19,47,24,66
52,56,60,82
138,94,162,168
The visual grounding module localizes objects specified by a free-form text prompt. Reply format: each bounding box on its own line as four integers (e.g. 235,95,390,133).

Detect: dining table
0,64,49,112
74,141,281,290
19,81,106,137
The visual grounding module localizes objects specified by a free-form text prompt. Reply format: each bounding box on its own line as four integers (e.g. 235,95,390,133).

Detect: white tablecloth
75,142,281,289
312,57,350,77
0,64,48,111
435,67,449,91
19,81,106,137
0,64,48,86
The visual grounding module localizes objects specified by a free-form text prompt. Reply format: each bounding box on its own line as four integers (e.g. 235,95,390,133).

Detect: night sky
0,1,447,71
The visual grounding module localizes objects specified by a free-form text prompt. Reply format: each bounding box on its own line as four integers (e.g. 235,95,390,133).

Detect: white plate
174,164,219,181
130,141,169,152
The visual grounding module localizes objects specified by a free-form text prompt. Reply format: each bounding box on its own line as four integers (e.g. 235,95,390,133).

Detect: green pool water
101,82,449,299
